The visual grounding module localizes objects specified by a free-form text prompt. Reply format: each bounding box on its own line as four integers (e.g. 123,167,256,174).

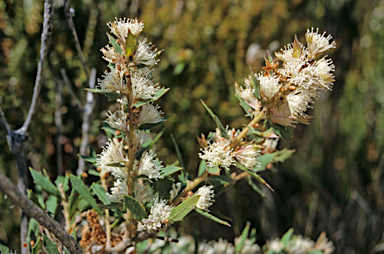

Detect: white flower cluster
194,185,215,212
137,150,163,180
236,28,335,126
199,128,261,170
141,198,173,233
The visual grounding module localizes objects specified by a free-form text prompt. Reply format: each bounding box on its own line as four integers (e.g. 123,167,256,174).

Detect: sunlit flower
142,197,172,232
98,69,126,93
106,178,129,202
235,80,261,111
105,106,129,131
286,87,317,117
306,28,336,57
98,138,128,167
108,18,144,40
137,150,163,179
131,70,160,100
134,38,161,67
138,104,164,126
232,144,260,169
194,185,215,212
134,180,154,203
313,57,335,90
198,239,235,254
257,73,281,100
287,236,314,254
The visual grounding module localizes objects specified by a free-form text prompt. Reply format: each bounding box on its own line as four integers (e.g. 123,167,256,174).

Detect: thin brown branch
19,0,54,134
63,0,90,84
0,170,83,254
77,68,96,175
60,69,84,112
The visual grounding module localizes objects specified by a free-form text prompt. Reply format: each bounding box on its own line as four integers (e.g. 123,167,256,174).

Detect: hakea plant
20,18,337,254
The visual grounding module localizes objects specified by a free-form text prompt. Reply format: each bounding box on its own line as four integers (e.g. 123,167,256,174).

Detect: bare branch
0,170,83,254
19,0,54,134
0,106,11,148
63,0,90,84
60,69,85,112
77,68,97,175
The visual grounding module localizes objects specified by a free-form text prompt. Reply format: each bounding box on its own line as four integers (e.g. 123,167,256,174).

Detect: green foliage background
1,0,383,253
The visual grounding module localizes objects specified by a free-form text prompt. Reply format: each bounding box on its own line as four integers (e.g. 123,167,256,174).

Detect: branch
60,69,84,112
19,0,54,134
77,68,96,175
63,0,90,84
0,106,11,148
0,170,83,254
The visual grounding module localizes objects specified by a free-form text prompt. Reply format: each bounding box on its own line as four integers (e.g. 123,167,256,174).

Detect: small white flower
100,45,119,64
106,178,129,202
262,137,279,154
133,130,152,149
134,180,154,203
235,80,261,111
108,18,144,40
286,87,317,117
199,129,235,170
234,237,261,254
266,238,283,252
141,197,172,232
98,139,128,167
287,236,314,254
313,57,335,90
110,167,127,180
194,185,215,212
169,182,182,202
275,44,294,62
131,70,160,100
138,150,163,179
306,28,336,56
278,57,316,90
134,38,161,67
232,144,260,169
198,239,235,254
257,73,281,100
138,104,164,126
269,102,297,127
98,69,126,93
105,106,128,131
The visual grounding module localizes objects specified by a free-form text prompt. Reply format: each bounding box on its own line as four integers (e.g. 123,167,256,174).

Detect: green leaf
69,175,102,215
153,178,174,200
31,237,41,254
247,126,275,138
108,33,124,55
257,153,275,171
123,196,147,220
28,218,40,240
168,195,200,222
273,148,295,163
134,87,169,107
235,93,253,118
246,177,267,198
308,251,323,254
234,162,274,192
171,134,186,183
206,165,220,174
46,195,58,218
173,62,185,75
29,168,61,198
198,160,206,176
85,88,121,100
268,122,293,140
88,169,100,176
201,100,229,139
235,222,250,253
91,183,110,205
281,228,294,248
63,247,71,254
126,33,136,56
292,35,302,58
161,165,183,177
79,154,98,164
98,202,123,209
43,234,60,254
55,174,69,192
102,121,126,137
195,208,231,227
207,175,233,186
27,189,45,210
138,115,171,130
249,67,261,100
68,188,80,218
0,243,10,254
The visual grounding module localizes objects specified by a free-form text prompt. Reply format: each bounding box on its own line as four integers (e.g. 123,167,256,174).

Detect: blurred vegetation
0,0,383,253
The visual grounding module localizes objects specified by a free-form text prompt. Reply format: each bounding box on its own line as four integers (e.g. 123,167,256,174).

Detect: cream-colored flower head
141,197,172,233
106,178,129,202
108,18,144,40
194,185,215,212
306,28,336,57
98,138,128,167
137,150,163,180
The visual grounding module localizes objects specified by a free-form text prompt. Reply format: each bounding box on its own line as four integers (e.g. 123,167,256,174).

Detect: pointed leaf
134,88,169,107
102,121,126,137
195,208,231,227
107,33,124,55
78,154,98,164
257,153,275,171
29,168,61,198
43,234,60,254
123,196,147,220
55,174,69,192
201,100,229,139
292,35,302,58
234,162,274,192
246,177,267,198
0,243,9,254
153,177,174,200
91,183,110,205
198,160,206,176
85,88,121,100
138,115,171,130
168,195,200,222
27,189,45,210
46,195,58,218
272,148,295,163
268,122,293,140
171,134,186,183
281,228,294,248
249,67,261,100
206,165,220,175
68,188,80,218
98,202,123,209
235,93,253,118
31,237,41,254
235,222,251,253
88,169,100,176
70,175,102,215
126,33,136,56
161,165,183,177
207,175,233,186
